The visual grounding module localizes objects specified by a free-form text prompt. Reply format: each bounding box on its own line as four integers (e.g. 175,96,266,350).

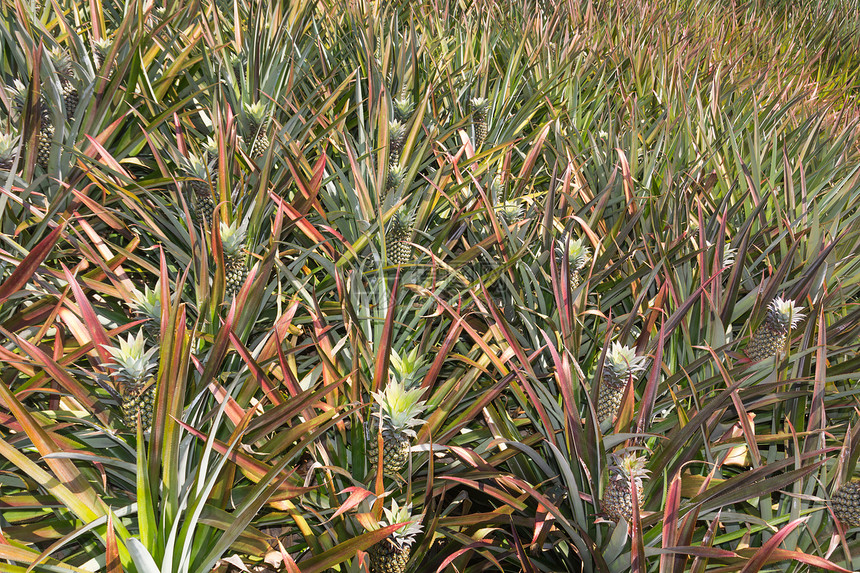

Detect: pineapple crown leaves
555,234,591,271
389,348,424,386
393,94,414,122
370,500,423,547
244,101,270,131
766,295,805,330
48,47,75,80
388,119,408,141
131,283,162,320
0,130,19,157
388,205,414,230
182,152,211,179
104,331,158,384
603,342,648,380
93,38,113,54
470,96,489,114
219,220,248,256
608,451,650,483
370,380,426,435
496,200,522,223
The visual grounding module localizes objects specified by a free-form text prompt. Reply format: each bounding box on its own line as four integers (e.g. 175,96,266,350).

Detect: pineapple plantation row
1,0,860,571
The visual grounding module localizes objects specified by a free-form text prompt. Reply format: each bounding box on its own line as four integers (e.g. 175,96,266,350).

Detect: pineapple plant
598,342,648,424
555,235,591,290
0,130,18,171
603,452,650,522
393,94,414,123
387,163,405,192
368,501,423,573
388,119,407,169
92,38,114,76
221,220,248,298
386,207,413,265
131,284,162,337
8,80,53,169
244,101,270,158
366,365,426,474
831,479,860,528
105,331,158,431
37,123,54,170
471,97,489,149
745,296,805,361
50,48,78,120
182,153,216,229
496,200,522,224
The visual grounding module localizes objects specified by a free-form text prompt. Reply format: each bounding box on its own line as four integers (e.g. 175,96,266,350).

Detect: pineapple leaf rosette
366,352,427,475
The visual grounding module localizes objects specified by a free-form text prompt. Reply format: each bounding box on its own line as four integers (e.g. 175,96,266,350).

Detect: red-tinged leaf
207,381,247,425
661,472,682,573
435,540,501,573
0,223,64,304
439,476,527,511
738,518,807,573
268,192,334,257
328,487,376,523
229,331,283,406
83,134,130,177
371,270,399,393
294,524,403,573
508,516,537,573
745,548,852,572
105,512,121,573
631,478,645,573
662,546,739,559
278,539,300,573
62,264,112,365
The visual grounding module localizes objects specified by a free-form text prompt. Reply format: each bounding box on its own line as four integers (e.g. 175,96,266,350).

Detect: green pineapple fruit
105,331,158,431
556,235,591,290
393,94,414,123
221,220,248,298
603,452,650,522
386,207,413,265
597,342,647,424
388,119,407,168
131,284,162,337
0,130,18,171
745,296,805,361
183,154,216,229
245,101,270,158
50,48,78,120
471,97,489,149
37,123,54,169
832,479,860,528
368,501,422,573
366,373,426,474
204,136,219,164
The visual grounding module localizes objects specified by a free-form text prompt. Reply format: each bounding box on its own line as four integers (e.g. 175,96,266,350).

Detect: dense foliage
1,0,860,571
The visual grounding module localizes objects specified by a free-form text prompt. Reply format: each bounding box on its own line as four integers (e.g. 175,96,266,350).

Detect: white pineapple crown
131,283,162,320
105,330,158,383
768,295,805,328
604,342,648,379
370,379,426,435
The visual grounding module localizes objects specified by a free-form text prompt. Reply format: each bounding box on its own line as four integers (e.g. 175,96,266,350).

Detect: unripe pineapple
182,154,215,229
92,38,114,77
388,119,407,169
366,357,426,474
50,48,78,120
131,284,162,337
604,452,650,522
368,501,422,573
221,220,248,298
105,331,158,431
831,480,860,528
745,296,805,361
555,235,591,290
37,123,54,169
598,342,647,424
471,97,489,149
393,94,414,123
204,136,219,164
386,207,413,265
0,130,18,171
244,102,270,158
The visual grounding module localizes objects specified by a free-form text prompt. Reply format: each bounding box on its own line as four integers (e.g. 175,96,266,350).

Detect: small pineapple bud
471,97,489,149
50,48,78,120
387,163,405,192
832,480,860,528
37,124,54,170
131,284,162,337
597,343,647,424
105,331,158,431
368,500,423,573
244,101,270,158
221,220,248,298
496,200,522,224
745,296,805,361
386,208,414,265
555,235,591,290
93,38,114,76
